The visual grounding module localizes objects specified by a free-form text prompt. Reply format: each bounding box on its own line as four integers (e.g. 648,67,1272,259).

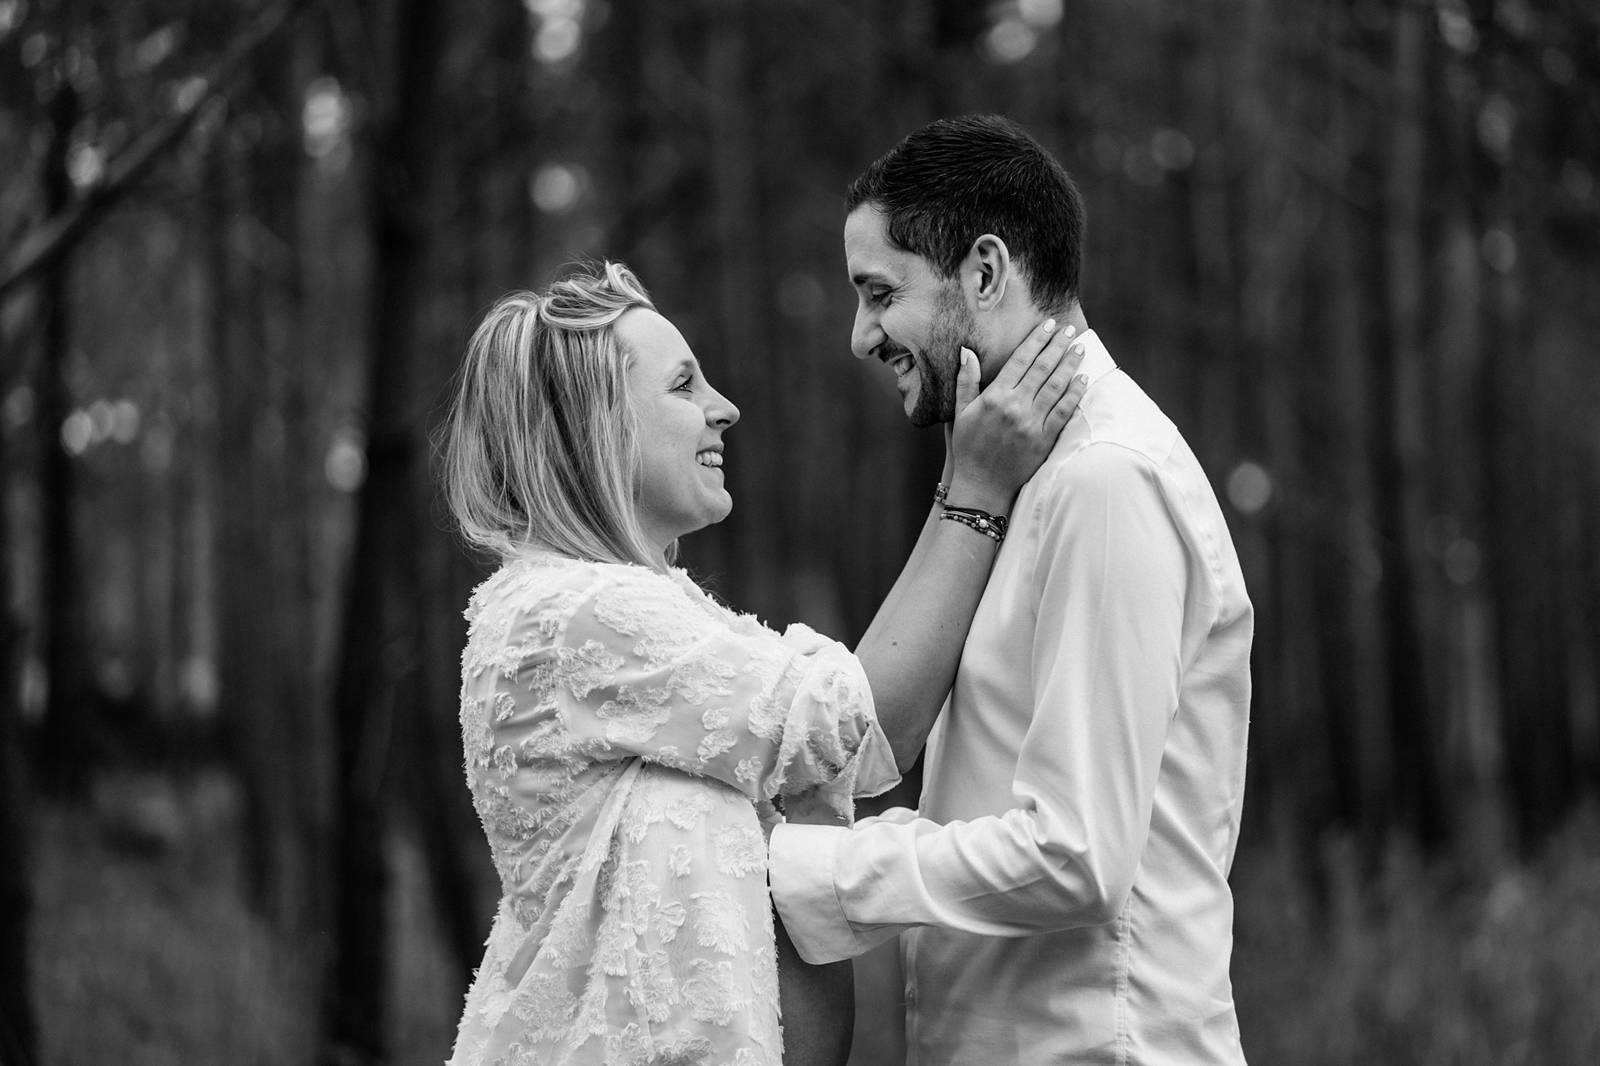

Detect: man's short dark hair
845,115,1086,313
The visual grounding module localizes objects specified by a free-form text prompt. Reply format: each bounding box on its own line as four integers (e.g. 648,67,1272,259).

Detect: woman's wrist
943,474,1013,517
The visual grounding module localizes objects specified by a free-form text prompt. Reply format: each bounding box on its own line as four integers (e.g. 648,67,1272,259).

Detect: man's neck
978,304,1090,387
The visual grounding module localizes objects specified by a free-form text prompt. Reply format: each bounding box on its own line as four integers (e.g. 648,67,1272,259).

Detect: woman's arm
540,567,898,807
767,324,1087,1053
855,321,1086,769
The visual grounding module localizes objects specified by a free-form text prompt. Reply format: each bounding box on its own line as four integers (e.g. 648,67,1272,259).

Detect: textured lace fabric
447,552,897,1066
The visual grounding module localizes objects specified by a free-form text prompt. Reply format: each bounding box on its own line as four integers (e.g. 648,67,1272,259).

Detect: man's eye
871,289,893,306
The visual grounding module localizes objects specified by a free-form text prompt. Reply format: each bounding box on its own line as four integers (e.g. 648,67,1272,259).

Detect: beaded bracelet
940,504,1008,543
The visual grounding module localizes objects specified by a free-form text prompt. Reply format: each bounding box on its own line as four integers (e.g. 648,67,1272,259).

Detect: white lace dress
447,552,899,1066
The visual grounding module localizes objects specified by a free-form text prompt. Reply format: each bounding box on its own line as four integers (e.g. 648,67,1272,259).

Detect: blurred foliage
27,790,1600,1065
1232,808,1600,1064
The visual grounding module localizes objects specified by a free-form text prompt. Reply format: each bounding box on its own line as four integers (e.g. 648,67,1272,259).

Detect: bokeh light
1481,228,1517,273
0,0,25,39
527,0,584,64
60,410,92,456
1227,461,1273,515
530,163,584,213
324,428,367,493
302,76,352,173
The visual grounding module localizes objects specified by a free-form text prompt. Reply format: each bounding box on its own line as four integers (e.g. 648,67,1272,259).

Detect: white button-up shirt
770,332,1253,1065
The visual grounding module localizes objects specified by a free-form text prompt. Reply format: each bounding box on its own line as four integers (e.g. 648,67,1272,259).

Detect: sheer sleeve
513,565,899,816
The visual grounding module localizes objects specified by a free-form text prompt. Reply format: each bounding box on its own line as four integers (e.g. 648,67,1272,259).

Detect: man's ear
962,234,1011,312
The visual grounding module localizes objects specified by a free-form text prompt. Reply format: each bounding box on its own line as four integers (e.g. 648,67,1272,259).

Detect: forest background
2,0,1598,1063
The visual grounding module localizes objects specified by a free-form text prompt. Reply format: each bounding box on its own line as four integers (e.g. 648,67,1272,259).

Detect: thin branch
0,0,320,302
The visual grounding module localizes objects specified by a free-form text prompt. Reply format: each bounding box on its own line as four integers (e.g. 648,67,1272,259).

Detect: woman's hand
946,320,1088,513
780,787,851,828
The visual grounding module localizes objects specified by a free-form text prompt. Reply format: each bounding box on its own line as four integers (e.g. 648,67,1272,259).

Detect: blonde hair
441,261,667,569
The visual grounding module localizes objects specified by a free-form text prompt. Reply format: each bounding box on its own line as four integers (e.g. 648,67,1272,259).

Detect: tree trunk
702,0,779,609
407,543,491,991
1479,170,1568,850
0,392,35,1066
33,72,89,801
1372,6,1447,850
1312,7,1384,857
318,0,446,1060
210,32,324,934
263,31,329,942
207,134,278,913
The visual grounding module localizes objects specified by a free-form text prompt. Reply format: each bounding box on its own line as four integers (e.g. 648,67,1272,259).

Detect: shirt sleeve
770,444,1201,963
532,566,900,818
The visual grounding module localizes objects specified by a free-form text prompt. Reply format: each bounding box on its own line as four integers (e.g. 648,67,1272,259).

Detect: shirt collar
1069,328,1118,390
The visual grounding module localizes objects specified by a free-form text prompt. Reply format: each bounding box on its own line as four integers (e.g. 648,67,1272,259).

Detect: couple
440,115,1253,1066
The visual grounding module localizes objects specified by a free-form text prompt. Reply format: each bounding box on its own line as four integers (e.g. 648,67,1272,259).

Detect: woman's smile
618,308,740,554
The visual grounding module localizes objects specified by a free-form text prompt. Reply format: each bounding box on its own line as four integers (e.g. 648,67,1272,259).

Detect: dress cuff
768,822,863,964
846,716,902,800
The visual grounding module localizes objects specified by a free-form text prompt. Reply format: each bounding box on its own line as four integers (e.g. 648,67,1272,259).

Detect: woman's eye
671,375,694,392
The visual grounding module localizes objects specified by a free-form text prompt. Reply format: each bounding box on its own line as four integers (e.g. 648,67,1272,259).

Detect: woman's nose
708,390,739,428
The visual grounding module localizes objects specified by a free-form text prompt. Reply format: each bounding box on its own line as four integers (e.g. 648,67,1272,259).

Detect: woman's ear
962,234,1012,312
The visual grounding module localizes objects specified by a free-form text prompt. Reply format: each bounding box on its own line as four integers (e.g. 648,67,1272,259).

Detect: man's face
845,204,975,427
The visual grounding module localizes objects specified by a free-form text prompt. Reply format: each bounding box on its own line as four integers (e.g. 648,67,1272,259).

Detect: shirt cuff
769,822,864,964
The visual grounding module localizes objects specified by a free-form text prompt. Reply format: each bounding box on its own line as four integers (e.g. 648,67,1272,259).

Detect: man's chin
905,386,954,427
907,406,944,428
898,371,953,426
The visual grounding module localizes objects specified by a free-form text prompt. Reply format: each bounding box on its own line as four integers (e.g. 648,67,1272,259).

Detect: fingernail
1071,343,1085,356
1075,374,1089,387
1063,324,1077,337
1042,318,1056,332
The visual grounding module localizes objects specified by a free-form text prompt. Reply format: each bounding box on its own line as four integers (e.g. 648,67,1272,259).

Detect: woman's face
618,308,740,555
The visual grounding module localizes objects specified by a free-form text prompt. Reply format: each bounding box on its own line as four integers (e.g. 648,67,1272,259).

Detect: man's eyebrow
851,270,893,287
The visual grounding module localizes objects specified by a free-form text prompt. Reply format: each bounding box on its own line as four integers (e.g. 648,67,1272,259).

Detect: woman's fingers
993,317,1067,390
1014,322,1076,397
946,320,1091,500
1046,372,1090,430
953,347,981,414
1031,335,1086,406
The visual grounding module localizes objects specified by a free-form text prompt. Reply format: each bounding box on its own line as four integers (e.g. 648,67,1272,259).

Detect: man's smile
880,348,917,378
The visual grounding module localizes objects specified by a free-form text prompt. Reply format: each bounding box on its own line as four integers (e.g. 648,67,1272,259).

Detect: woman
440,262,1084,1066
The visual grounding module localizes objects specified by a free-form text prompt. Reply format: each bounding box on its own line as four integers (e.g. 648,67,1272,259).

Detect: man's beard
907,283,975,427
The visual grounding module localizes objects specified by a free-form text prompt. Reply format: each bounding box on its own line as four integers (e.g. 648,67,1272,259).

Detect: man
768,115,1255,1065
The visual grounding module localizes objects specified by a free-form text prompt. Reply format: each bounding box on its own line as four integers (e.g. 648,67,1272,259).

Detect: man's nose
850,307,879,361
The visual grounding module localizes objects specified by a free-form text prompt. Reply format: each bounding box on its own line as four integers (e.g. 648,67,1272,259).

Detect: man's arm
772,444,1209,962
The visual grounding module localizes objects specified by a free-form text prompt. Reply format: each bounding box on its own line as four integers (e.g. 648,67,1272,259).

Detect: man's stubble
908,282,977,428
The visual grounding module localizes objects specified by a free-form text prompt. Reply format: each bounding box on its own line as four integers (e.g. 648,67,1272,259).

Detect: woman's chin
704,491,734,526
670,499,734,543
